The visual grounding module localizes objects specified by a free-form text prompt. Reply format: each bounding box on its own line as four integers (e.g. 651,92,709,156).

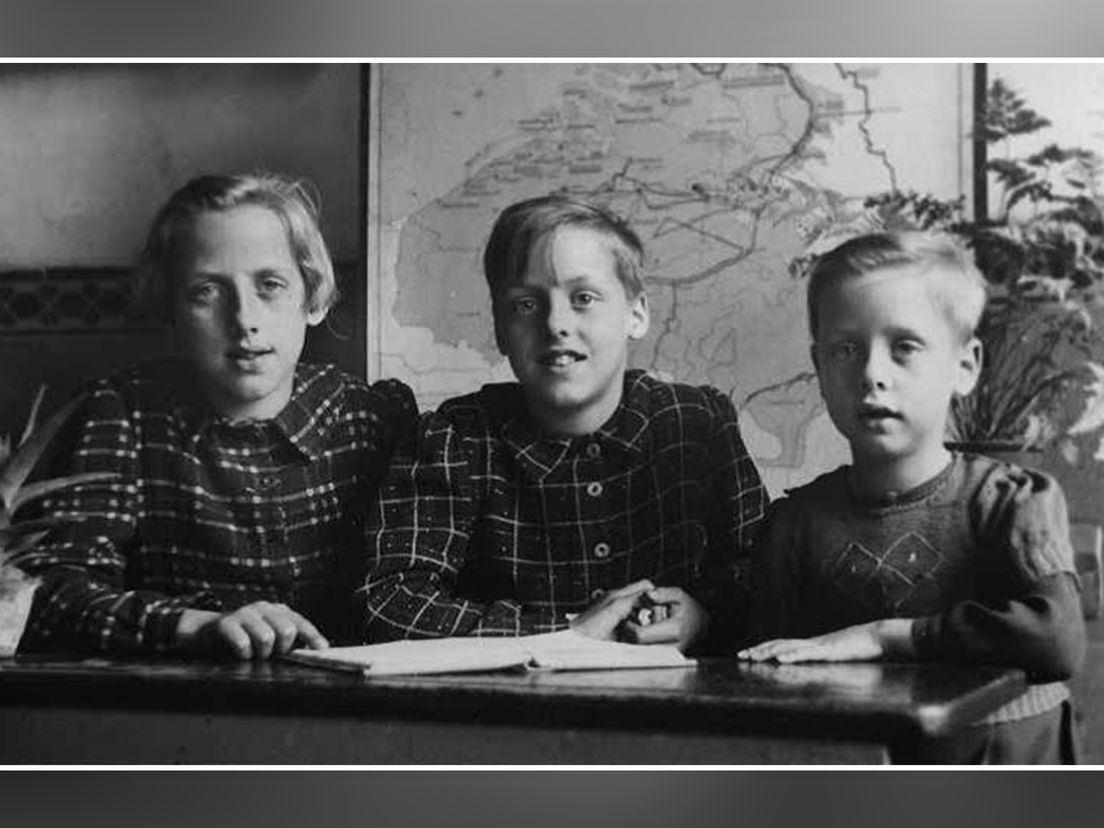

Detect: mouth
857,403,902,424
537,350,585,369
227,347,274,363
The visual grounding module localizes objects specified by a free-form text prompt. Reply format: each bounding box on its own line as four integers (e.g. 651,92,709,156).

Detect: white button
586,481,603,497
593,542,611,559
586,443,601,459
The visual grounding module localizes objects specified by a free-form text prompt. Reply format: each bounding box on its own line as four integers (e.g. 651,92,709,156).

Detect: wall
0,64,363,435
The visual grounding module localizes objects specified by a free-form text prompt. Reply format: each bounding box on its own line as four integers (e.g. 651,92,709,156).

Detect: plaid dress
13,359,416,653
364,369,768,652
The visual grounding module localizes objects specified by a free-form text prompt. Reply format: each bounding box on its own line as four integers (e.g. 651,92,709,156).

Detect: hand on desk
569,579,655,642
619,586,706,653
568,580,705,653
737,618,916,663
174,602,329,660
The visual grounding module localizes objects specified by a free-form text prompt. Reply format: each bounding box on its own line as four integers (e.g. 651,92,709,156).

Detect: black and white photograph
0,61,1101,768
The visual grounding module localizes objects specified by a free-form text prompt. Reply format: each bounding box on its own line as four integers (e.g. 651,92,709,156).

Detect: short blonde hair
483,194,645,300
134,172,338,321
806,231,988,343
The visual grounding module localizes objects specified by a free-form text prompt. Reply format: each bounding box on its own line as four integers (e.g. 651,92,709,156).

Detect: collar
163,360,343,462
271,363,345,461
845,453,959,512
497,369,654,482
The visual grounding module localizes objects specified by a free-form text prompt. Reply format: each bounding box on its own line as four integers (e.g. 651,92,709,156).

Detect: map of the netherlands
368,63,970,496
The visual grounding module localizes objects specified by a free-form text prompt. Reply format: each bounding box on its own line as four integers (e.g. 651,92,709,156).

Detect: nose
860,344,890,391
543,294,571,338
227,283,261,337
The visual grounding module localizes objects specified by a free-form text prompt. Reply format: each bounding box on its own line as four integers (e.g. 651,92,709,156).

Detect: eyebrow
183,266,296,280
821,324,930,340
512,274,605,289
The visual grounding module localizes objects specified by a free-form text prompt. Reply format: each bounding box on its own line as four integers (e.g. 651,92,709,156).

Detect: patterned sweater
751,452,1086,724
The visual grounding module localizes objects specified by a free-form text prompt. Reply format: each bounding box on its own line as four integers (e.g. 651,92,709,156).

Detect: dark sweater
751,452,1086,723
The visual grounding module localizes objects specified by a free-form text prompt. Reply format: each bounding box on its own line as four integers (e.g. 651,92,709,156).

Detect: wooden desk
0,655,1025,764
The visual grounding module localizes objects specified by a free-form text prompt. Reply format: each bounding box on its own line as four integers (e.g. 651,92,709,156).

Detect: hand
736,619,915,663
175,601,329,660
619,587,707,653
569,579,655,642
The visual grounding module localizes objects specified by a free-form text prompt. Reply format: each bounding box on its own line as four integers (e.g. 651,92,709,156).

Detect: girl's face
494,226,649,436
173,205,326,421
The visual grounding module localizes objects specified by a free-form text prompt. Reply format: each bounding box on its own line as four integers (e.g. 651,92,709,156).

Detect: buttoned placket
576,440,613,599
233,424,291,558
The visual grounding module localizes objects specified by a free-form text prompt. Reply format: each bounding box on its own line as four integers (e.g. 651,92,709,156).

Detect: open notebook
285,629,695,677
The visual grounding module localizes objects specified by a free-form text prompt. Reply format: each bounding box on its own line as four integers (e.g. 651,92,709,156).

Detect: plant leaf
10,471,118,515
0,518,59,546
17,384,47,448
0,528,51,561
1067,362,1104,436
0,395,81,512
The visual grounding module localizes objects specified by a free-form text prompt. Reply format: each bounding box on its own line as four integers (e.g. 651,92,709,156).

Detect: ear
627,292,650,341
305,303,328,327
809,343,821,374
953,336,983,396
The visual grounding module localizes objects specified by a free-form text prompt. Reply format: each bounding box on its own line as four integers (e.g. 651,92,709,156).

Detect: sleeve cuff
910,614,943,660
143,592,219,652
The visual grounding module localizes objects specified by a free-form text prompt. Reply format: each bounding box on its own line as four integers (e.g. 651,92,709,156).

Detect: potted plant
859,78,1104,462
0,387,113,656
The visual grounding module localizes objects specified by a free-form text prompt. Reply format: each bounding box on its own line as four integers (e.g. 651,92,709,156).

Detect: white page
287,629,694,676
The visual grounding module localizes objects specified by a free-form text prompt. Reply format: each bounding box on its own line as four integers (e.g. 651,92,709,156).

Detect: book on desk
285,629,695,677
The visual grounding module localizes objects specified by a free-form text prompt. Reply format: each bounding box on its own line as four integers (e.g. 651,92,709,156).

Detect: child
363,194,767,653
739,231,1086,763
12,173,417,659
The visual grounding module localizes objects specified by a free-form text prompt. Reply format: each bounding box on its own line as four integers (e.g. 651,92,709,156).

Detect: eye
509,295,539,315
571,290,600,308
827,340,861,361
257,274,289,295
892,339,923,359
184,281,220,306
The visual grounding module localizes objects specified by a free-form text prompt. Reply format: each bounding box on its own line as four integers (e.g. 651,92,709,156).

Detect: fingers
737,636,864,663
292,614,329,651
571,581,657,640
772,643,833,664
214,614,256,660
212,602,328,660
621,616,681,646
600,589,654,623
591,580,657,620
608,579,656,600
620,585,687,629
737,638,817,662
632,602,670,627
620,589,706,651
642,586,686,605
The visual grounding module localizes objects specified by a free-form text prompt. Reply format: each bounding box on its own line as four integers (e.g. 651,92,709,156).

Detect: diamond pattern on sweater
828,532,944,612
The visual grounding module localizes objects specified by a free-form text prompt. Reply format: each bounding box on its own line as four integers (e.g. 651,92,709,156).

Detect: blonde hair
134,172,338,321
483,194,645,299
806,231,988,343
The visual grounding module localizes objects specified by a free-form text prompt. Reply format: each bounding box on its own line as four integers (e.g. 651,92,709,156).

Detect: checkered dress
13,359,417,653
364,370,768,650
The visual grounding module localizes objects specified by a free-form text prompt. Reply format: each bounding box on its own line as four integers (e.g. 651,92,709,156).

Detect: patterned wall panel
0,270,154,334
